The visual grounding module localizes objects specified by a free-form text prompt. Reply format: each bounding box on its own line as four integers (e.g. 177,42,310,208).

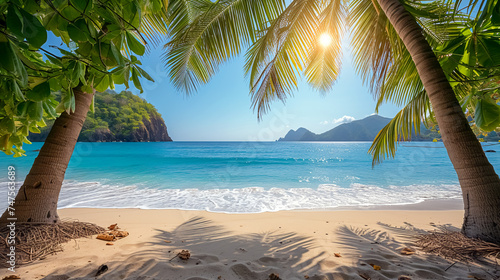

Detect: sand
4,201,500,280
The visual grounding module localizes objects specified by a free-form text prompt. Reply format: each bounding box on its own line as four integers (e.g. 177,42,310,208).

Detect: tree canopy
0,0,168,156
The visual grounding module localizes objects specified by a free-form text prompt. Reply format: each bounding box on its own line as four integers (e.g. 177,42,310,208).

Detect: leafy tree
0,0,168,224
162,0,500,243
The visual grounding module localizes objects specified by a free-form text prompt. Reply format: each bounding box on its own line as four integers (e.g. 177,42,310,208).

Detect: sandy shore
5,202,500,280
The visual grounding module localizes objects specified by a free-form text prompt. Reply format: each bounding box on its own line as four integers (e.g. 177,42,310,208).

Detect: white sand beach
6,202,500,280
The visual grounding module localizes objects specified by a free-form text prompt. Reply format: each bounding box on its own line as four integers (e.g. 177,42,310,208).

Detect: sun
319,33,333,47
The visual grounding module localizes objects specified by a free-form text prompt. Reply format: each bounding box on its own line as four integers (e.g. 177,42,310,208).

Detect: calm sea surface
1,141,499,212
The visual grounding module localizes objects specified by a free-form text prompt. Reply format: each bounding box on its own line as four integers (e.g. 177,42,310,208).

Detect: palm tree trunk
0,87,94,224
376,0,500,243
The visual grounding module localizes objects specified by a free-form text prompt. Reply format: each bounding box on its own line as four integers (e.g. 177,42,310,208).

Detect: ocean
1,141,499,212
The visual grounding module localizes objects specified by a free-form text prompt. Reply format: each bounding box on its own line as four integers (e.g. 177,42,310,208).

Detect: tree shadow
41,216,329,280
331,223,498,280
34,217,500,280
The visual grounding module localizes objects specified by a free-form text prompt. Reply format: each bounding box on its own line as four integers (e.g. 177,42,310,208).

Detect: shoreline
10,201,497,280
55,198,465,213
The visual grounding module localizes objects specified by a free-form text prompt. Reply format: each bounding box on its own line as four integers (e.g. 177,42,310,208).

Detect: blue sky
118,43,403,141
47,34,402,141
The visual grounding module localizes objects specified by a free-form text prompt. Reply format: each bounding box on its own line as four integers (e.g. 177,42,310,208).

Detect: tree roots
0,220,104,267
416,230,500,262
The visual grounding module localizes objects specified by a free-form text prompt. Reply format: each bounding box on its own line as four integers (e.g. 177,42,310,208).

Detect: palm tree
163,0,500,243
0,0,169,224
375,0,500,242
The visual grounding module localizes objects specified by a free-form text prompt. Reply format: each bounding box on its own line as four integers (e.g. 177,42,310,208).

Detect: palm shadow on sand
331,223,497,280
40,218,498,280
41,216,330,280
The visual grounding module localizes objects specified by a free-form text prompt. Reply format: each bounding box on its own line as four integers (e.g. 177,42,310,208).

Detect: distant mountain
278,115,442,141
29,90,172,142
317,115,391,141
281,127,316,141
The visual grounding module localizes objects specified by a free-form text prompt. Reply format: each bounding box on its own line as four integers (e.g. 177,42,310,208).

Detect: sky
47,33,403,141
116,42,403,141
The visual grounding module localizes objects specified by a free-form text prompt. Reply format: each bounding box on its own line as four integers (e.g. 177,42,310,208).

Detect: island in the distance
279,115,500,142
29,90,172,142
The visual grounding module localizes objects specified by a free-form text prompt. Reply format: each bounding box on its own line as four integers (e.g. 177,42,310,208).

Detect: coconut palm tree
163,0,500,243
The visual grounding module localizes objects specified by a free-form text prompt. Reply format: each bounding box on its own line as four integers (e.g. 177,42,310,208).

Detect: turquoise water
1,141,499,212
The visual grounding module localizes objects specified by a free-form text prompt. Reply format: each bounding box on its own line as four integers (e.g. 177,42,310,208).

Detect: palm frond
369,89,431,166
350,0,465,164
374,47,424,111
139,0,170,47
349,0,395,96
305,0,346,92
164,0,285,94
244,0,320,119
168,0,200,35
350,0,450,110
245,0,345,119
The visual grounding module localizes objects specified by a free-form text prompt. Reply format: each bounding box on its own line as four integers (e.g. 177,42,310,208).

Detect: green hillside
29,91,172,142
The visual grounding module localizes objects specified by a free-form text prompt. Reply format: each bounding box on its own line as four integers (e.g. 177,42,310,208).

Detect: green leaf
69,88,76,113
112,67,125,84
102,30,121,43
122,1,140,28
81,84,93,93
87,20,97,39
95,75,110,92
131,68,143,93
98,43,118,67
23,0,40,14
17,102,29,117
0,118,16,133
29,126,41,133
14,47,37,69
69,0,91,13
26,81,50,101
67,19,91,42
76,41,93,57
46,54,63,66
61,5,81,21
123,66,130,88
42,99,58,118
21,125,29,136
89,95,95,113
18,7,47,48
27,101,43,121
475,99,500,131
126,31,145,56
110,43,124,67
57,47,78,58
0,135,11,152
68,60,85,87
6,5,24,39
42,11,59,31
0,37,18,72
10,80,25,101
135,66,154,82
0,38,27,87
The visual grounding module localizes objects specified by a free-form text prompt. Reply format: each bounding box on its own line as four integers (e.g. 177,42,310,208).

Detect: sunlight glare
319,33,332,47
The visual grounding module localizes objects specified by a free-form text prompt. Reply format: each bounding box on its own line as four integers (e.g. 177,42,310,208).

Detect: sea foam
37,181,463,213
